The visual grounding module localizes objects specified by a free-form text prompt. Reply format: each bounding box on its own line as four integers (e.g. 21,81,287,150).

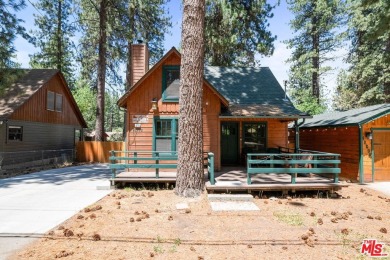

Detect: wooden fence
76,141,125,163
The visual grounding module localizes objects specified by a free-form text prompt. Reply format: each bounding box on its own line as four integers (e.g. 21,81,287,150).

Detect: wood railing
109,151,215,182
247,153,341,184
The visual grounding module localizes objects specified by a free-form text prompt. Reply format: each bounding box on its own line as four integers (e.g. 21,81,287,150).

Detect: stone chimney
131,43,149,86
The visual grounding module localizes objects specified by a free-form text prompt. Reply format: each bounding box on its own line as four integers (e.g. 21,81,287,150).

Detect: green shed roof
204,66,309,118
300,104,390,128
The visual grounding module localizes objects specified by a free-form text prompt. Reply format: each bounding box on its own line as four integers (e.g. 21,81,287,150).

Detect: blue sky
14,0,346,105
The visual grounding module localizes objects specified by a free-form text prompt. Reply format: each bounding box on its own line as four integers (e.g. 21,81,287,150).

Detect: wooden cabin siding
297,126,360,181
1,120,80,167
9,74,83,127
125,53,223,169
361,115,390,181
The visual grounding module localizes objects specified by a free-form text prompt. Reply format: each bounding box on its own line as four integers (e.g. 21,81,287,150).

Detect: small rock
264,200,269,204
301,234,309,240
190,246,196,251
375,216,382,220
254,195,259,199
308,228,315,234
130,217,135,222
89,213,96,219
77,215,84,219
135,211,140,215
247,244,252,248
331,218,338,223
347,211,352,215
367,215,374,219
150,252,154,257
380,228,387,234
136,217,142,222
278,201,282,204
92,233,101,241
116,201,121,205
310,212,316,217
168,215,173,221
58,225,65,230
282,246,288,250
185,209,191,214
360,188,365,193
317,218,323,225
331,211,337,216
305,239,315,247
198,257,204,260
269,197,278,201
84,208,91,213
155,209,160,213
63,229,74,237
341,228,349,235
287,196,292,201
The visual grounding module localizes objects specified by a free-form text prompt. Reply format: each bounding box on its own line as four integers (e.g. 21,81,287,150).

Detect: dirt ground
11,184,390,260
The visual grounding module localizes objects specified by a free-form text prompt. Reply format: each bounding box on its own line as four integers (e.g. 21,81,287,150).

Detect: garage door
373,130,390,181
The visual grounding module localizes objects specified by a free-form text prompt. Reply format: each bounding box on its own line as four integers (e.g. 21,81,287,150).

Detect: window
154,118,178,152
8,126,23,141
55,94,63,112
47,91,55,110
162,65,180,101
242,123,267,153
47,91,63,112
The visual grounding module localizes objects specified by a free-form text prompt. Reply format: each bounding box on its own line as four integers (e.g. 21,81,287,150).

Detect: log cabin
289,104,390,182
0,69,87,171
117,44,310,171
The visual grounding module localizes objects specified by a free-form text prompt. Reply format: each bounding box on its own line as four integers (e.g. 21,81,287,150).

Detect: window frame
242,122,267,153
47,91,55,111
55,93,63,112
153,117,179,152
162,65,180,102
8,125,23,141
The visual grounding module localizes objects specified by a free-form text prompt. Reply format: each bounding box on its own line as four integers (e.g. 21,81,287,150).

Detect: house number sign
132,115,149,124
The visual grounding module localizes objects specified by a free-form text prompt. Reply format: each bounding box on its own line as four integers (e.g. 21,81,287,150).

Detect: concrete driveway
0,164,112,259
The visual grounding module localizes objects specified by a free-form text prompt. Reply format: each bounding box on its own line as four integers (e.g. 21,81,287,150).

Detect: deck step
207,194,253,202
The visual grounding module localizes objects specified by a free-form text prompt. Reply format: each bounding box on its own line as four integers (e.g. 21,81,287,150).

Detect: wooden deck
111,167,348,192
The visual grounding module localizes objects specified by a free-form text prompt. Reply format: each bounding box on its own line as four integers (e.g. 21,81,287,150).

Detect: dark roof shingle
0,69,59,119
300,104,390,128
204,66,308,118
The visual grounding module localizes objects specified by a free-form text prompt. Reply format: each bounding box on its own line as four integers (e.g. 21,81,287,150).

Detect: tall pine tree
0,0,28,68
29,0,77,88
204,0,276,67
344,0,390,106
286,0,345,114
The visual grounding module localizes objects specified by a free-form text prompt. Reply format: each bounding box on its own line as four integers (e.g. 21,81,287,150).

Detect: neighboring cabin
0,69,87,171
289,104,390,182
117,44,309,171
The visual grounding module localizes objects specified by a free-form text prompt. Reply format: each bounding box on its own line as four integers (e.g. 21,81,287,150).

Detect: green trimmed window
242,122,267,153
162,65,180,101
154,118,178,151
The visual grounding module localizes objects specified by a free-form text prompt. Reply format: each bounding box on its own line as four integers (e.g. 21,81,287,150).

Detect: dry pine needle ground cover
12,184,390,260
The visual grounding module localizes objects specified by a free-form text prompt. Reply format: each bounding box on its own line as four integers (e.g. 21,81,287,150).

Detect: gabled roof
300,104,390,128
117,47,229,107
0,69,87,127
204,66,309,118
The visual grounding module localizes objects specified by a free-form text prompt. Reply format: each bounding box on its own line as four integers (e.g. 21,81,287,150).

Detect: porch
109,149,347,192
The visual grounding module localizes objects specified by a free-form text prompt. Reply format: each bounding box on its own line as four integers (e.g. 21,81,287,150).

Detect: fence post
110,150,116,179
247,154,252,185
208,153,215,185
155,152,159,178
334,155,339,183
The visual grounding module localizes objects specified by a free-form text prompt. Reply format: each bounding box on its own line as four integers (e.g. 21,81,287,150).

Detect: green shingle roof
204,66,309,118
300,104,390,128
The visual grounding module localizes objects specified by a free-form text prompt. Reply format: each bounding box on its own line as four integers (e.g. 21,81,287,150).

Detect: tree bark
175,0,205,197
95,0,107,141
311,14,320,103
57,0,62,72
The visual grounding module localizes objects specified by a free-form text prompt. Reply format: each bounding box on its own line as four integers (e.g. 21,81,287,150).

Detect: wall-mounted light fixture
365,131,372,140
151,98,158,111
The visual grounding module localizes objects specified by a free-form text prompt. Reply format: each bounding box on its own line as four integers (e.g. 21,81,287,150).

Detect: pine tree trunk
95,0,107,141
175,0,205,197
311,15,320,103
57,0,62,72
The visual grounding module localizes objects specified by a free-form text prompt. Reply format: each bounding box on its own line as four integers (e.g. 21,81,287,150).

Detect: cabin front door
221,122,239,165
373,130,390,181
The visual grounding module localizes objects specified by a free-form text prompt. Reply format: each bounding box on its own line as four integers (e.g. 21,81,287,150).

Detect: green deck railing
247,153,341,185
109,151,215,182
109,151,178,179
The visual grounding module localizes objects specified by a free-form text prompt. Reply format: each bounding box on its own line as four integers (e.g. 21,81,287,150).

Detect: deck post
134,152,137,164
247,154,252,185
110,150,116,179
334,155,339,183
291,155,296,184
155,152,159,178
208,153,215,185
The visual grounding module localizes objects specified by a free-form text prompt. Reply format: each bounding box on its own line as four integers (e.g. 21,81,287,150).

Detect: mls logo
361,239,388,257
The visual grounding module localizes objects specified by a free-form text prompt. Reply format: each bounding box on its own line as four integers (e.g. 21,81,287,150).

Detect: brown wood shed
290,104,390,182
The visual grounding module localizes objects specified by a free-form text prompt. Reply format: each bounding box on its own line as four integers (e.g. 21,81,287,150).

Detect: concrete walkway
366,182,390,196
0,164,112,259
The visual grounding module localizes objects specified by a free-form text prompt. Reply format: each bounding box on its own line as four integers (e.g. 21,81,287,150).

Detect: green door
221,122,239,165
